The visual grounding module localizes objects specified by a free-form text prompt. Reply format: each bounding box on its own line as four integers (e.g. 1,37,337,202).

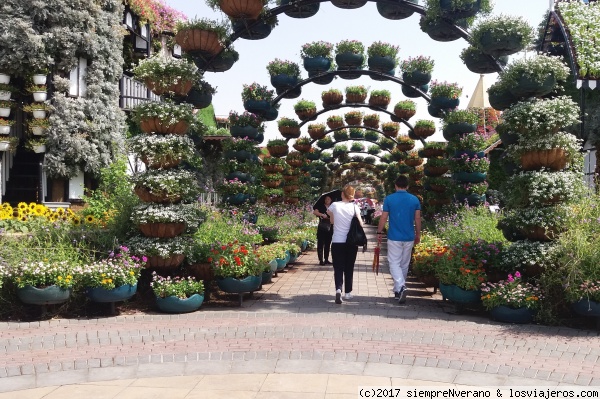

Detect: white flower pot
0,107,10,117
32,75,47,85
31,126,46,136
0,125,10,135
0,74,9,84
0,142,10,151
33,144,46,153
0,91,11,101
32,110,47,119
32,91,47,102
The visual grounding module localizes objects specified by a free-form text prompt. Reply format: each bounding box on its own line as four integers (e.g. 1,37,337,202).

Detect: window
69,58,88,97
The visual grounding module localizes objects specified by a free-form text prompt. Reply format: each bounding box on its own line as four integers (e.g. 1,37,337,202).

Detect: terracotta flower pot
267,145,289,157
145,79,193,97
139,118,190,135
219,0,263,19
279,125,301,139
394,108,416,120
382,129,399,138
369,96,391,108
396,143,415,151
327,120,344,129
138,222,186,238
295,108,317,121
413,126,435,138
293,143,312,153
322,92,343,106
146,254,186,269
363,119,379,129
134,186,182,204
263,164,284,173
520,148,567,171
308,126,326,140
175,28,223,54
405,158,423,167
345,116,362,126
346,93,367,103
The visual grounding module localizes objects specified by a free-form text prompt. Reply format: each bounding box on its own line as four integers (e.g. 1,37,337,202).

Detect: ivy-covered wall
0,0,126,179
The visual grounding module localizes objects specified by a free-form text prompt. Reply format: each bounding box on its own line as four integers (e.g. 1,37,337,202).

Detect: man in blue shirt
377,175,421,304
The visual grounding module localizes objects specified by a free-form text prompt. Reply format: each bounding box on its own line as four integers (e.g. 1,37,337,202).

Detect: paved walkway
1,225,599,397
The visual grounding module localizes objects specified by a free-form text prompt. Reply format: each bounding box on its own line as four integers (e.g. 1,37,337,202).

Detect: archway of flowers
306,124,422,146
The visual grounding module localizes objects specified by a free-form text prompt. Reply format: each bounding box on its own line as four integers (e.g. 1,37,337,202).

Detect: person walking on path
377,175,421,304
313,195,333,265
327,185,364,304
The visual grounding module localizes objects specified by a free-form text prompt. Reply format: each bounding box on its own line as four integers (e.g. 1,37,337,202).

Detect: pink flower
507,274,514,282
515,271,521,278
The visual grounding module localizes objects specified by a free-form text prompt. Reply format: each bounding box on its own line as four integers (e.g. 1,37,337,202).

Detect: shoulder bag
346,205,367,246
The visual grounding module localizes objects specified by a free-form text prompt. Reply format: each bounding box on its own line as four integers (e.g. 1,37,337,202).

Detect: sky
164,0,552,145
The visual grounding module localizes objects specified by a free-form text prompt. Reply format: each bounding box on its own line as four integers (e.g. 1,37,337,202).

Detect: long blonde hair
342,185,355,201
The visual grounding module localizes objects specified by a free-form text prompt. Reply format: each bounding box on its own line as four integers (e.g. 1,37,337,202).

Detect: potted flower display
129,134,195,170
405,150,423,167
381,121,400,138
446,131,488,158
435,245,487,304
0,83,17,101
369,89,391,108
344,110,363,126
134,101,195,135
292,136,312,152
470,15,535,58
187,80,217,109
333,128,349,141
128,235,190,269
488,79,519,111
0,100,13,118
278,117,301,139
308,123,327,139
242,82,277,118
75,246,145,304
378,136,395,151
429,80,462,110
453,181,488,205
209,242,263,297
345,85,368,103
327,115,344,130
132,55,198,97
350,142,365,152
501,56,571,100
0,136,18,153
449,153,490,183
367,41,400,74
27,84,48,102
364,129,379,142
481,272,543,323
205,0,266,20
363,114,379,129
501,96,580,137
151,272,205,313
502,170,582,209
267,58,302,89
335,39,365,71
317,135,334,150
193,46,240,73
228,111,264,141
131,203,203,239
331,0,367,10
424,156,450,177
7,260,75,306
293,98,317,120
266,138,289,157
349,127,365,139
301,41,334,73
0,117,14,135
442,108,479,140
132,169,200,204
419,141,447,158
25,137,47,153
285,150,306,167
322,88,343,106
400,56,435,86
412,119,436,139
174,18,230,55
460,45,508,74
394,100,417,120
27,117,50,136
425,0,493,20
332,143,348,158
23,102,52,119
367,144,381,155
412,236,447,290
396,135,415,151
506,131,580,172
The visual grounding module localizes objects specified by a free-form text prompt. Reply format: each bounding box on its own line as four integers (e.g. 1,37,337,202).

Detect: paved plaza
1,225,599,397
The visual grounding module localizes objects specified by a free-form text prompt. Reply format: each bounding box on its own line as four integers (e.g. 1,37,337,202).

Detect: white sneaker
335,289,342,304
344,293,353,300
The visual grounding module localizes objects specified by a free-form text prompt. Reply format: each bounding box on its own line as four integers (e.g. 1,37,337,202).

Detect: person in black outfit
313,195,333,265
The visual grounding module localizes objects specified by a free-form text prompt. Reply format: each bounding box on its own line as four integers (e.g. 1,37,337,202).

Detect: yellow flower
18,202,28,210
72,217,81,226
129,271,134,275
56,208,65,215
85,215,95,224
35,204,46,215
57,276,63,280
28,202,37,210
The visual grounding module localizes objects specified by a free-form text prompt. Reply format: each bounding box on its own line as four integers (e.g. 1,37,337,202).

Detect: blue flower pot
431,96,460,110
275,257,287,271
478,31,525,58
281,0,319,18
335,52,364,70
263,107,278,121
190,51,236,72
452,171,487,183
301,240,308,252
510,74,556,99
227,171,253,183
268,259,278,272
463,51,508,74
17,285,72,305
403,71,431,86
276,85,302,99
489,89,518,111
217,275,262,293
87,284,137,303
572,299,600,317
402,84,428,99
288,252,299,264
230,125,259,140
244,99,271,114
308,71,335,85
490,305,535,324
331,0,367,9
225,193,249,205
271,74,298,89
370,68,395,81
156,293,204,313
232,20,272,40
455,193,486,206
254,133,264,145
261,270,273,284
376,0,416,20
443,122,477,139
367,56,396,72
439,283,481,304
186,89,212,109
427,104,445,118
303,56,331,73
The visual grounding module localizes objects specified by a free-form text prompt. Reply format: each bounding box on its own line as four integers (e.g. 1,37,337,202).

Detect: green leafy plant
267,138,287,147
277,117,300,127
0,118,14,126
381,122,400,132
293,99,316,111
209,242,262,279
371,89,391,98
301,41,334,60
345,85,368,95
470,15,535,53
7,260,76,289
241,82,275,103
414,119,436,129
395,100,416,110
442,109,479,127
132,100,195,127
26,84,47,93
434,244,487,290
327,115,343,123
400,56,434,74
132,55,198,92
335,39,365,54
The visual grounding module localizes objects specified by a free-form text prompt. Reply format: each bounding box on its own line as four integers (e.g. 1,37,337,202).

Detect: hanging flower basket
405,158,423,167
146,254,186,269
452,171,487,183
509,74,556,99
425,165,449,176
139,222,186,238
346,93,367,103
521,225,555,242
327,119,344,130
139,118,189,135
263,164,285,173
280,0,320,18
293,143,312,153
369,95,391,108
134,186,182,204
267,145,289,157
396,143,415,152
308,125,327,139
402,84,428,99
439,0,482,19
345,116,362,126
303,56,332,74
322,91,343,106
520,149,567,171
419,148,445,158
232,19,272,40
279,125,301,139
218,0,264,20
413,126,436,138
403,71,431,86
141,155,182,170
364,119,379,129
376,0,416,19
295,108,317,121
330,0,367,9
394,108,416,120
420,17,465,42
145,79,194,97
175,28,223,54
231,125,260,140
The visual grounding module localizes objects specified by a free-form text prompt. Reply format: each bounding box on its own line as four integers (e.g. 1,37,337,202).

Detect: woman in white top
327,185,364,304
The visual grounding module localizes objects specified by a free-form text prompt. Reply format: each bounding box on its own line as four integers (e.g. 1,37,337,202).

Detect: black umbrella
313,189,342,210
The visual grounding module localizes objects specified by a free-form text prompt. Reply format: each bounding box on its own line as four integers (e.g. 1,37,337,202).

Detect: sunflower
56,208,65,215
35,204,46,215
28,202,36,210
20,215,28,222
72,217,81,226
17,202,28,210
85,215,95,224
